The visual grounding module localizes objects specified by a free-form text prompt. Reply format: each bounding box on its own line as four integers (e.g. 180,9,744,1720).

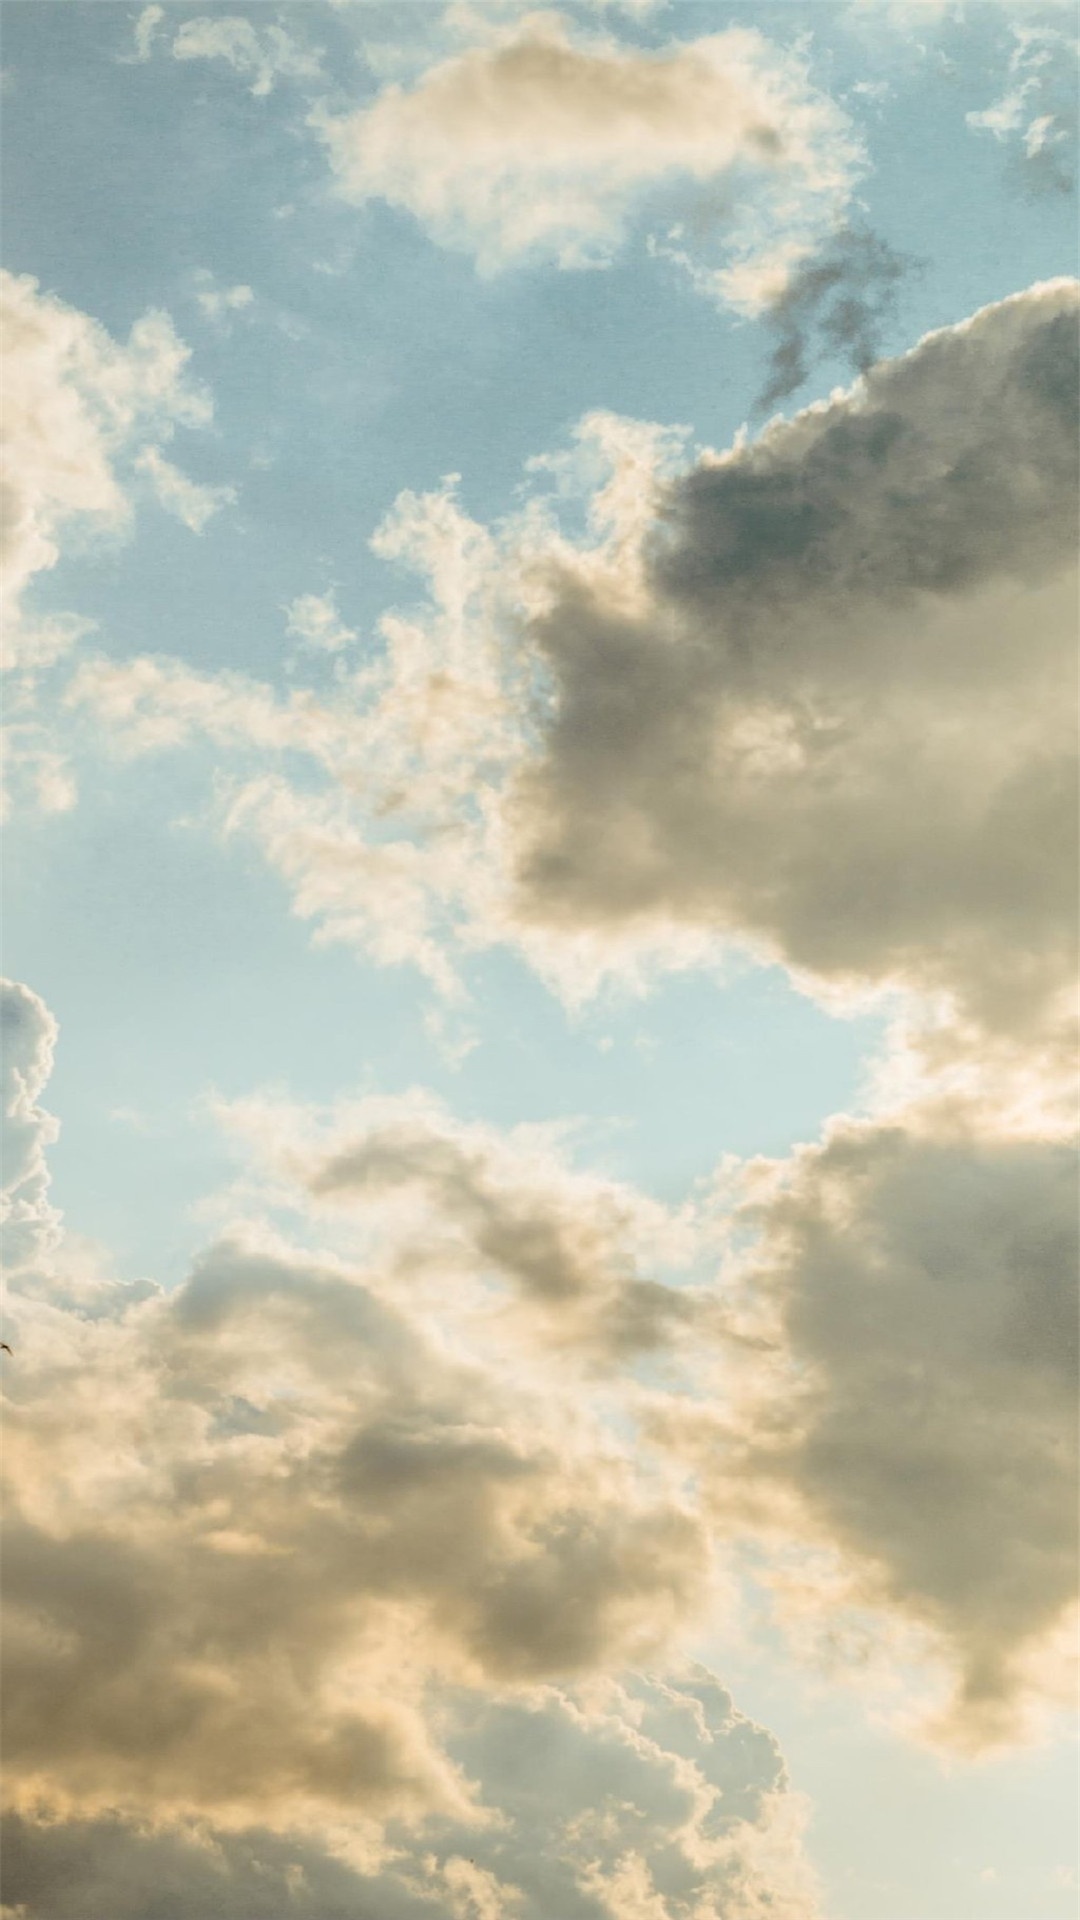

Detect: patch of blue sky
4,736,885,1285
711,1616,1080,1920
5,7,1075,697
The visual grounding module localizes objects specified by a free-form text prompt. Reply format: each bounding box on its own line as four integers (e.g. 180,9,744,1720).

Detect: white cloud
193,271,255,324
69,278,1080,1072
967,22,1078,189
0,270,211,658
0,979,60,1276
317,11,864,313
285,590,357,653
171,16,323,97
68,478,519,994
0,272,224,811
135,445,237,533
124,3,164,64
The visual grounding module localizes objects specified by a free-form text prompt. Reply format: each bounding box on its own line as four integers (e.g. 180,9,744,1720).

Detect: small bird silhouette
0,1343,12,1355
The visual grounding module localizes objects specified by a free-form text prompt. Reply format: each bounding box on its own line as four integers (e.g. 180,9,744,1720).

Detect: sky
0,3,1077,1917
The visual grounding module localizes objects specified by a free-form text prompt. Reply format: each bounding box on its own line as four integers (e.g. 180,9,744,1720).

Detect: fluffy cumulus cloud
317,10,864,314
0,271,223,814
0,987,819,1918
6,984,1075,1818
235,1091,1078,1746
2,1243,704,1830
2,1677,817,1920
657,1097,1079,1751
505,279,1079,1050
73,280,1079,1040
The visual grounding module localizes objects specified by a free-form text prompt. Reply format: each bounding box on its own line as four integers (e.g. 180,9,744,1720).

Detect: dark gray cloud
510,281,1079,1043
755,227,915,413
673,1108,1080,1747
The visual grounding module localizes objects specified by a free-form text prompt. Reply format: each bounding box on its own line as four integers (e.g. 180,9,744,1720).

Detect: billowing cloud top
1,992,821,1919
508,279,1079,1045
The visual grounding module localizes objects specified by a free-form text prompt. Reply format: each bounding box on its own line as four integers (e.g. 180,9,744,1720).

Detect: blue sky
2,5,1078,1918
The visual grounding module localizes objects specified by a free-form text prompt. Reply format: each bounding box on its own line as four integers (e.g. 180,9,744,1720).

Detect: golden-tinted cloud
661,1098,1079,1750
2,1672,819,1918
1,989,822,1916
317,11,863,312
